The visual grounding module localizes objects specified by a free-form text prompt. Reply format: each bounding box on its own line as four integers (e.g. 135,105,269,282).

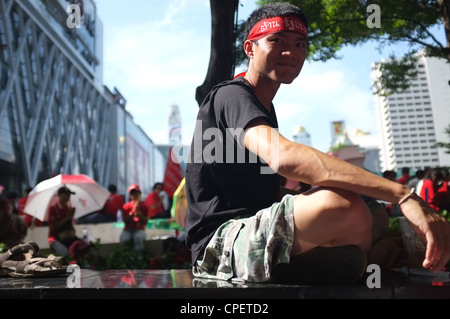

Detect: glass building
0,0,165,198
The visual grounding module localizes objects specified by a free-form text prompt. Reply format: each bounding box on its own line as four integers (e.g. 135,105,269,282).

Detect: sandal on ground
0,241,40,277
2,256,67,278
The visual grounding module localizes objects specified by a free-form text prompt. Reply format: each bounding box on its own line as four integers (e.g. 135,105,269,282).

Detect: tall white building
372,54,450,172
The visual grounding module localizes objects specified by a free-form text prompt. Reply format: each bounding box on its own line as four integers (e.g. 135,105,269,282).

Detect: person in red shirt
48,186,80,257
77,184,125,224
103,184,124,221
144,182,168,218
17,186,45,228
397,167,411,185
120,184,149,251
17,187,31,218
420,167,446,211
0,198,27,248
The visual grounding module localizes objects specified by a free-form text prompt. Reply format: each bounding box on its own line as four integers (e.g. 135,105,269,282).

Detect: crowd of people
0,181,178,266
382,166,450,215
1,2,450,284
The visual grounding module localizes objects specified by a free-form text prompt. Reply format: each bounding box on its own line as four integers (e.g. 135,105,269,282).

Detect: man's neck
244,74,279,111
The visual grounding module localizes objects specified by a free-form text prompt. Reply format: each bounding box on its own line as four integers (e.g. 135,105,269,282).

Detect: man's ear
244,40,254,58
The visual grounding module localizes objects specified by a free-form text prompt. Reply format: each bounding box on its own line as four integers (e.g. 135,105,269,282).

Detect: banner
163,147,183,199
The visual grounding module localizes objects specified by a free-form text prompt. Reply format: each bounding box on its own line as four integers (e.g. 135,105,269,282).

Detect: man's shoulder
209,78,250,97
112,194,124,203
145,192,157,201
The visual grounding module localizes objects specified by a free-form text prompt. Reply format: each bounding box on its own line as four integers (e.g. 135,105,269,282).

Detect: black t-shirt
185,77,281,263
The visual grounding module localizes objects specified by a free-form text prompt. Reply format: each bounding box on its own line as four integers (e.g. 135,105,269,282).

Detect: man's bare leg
291,187,373,256
272,188,374,284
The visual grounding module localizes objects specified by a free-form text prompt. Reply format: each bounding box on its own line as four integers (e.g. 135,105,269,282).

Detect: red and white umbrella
24,174,110,222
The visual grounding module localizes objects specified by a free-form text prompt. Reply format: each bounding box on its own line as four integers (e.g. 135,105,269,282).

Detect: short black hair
57,186,75,196
243,2,308,41
108,184,117,193
5,191,17,200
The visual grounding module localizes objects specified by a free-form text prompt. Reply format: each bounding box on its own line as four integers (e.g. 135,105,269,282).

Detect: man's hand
400,193,450,271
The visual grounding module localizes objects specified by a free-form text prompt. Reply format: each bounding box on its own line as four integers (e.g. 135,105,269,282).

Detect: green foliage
441,209,450,222
385,217,401,235
105,242,154,270
329,143,346,152
436,124,450,154
257,0,445,61
372,54,419,96
250,0,449,95
387,210,450,236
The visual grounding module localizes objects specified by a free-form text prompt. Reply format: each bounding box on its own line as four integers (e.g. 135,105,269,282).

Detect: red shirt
397,174,411,185
17,196,27,216
47,204,75,243
420,179,447,211
17,196,44,227
144,192,164,218
122,201,148,230
103,193,124,218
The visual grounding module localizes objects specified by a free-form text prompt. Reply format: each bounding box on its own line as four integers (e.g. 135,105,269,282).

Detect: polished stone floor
1,268,450,299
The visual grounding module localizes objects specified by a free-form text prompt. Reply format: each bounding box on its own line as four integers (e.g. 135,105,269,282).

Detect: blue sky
95,0,446,153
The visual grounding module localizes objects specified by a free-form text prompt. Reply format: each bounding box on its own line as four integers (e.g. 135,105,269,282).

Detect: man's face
0,202,12,221
58,192,71,204
130,190,141,201
154,185,163,194
248,31,307,84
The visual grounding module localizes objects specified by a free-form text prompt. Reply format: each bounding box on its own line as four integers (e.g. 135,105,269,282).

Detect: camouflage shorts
192,194,296,283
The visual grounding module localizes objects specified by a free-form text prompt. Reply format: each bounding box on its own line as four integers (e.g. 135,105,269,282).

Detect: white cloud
97,0,380,150
273,64,377,151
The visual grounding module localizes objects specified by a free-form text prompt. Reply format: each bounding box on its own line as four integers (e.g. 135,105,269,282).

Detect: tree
256,0,450,95
195,0,239,106
437,124,450,154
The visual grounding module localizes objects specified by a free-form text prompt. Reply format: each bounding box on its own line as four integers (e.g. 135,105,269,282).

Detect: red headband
248,15,308,41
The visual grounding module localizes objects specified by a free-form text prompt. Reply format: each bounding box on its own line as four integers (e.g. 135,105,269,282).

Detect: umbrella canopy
24,174,110,222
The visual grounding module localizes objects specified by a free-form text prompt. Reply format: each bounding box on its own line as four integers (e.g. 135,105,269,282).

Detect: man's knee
316,189,373,243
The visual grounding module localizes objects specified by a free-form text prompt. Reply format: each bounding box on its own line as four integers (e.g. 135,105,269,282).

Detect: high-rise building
0,0,165,195
372,53,450,172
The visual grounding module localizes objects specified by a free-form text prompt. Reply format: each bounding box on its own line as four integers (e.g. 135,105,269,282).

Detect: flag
171,178,187,229
333,121,344,136
163,147,183,199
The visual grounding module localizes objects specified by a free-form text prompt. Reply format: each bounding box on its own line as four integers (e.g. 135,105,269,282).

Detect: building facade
372,54,450,172
0,0,165,198
292,125,312,147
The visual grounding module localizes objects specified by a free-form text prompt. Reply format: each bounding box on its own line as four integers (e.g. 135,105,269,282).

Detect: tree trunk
440,0,450,59
195,0,239,106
